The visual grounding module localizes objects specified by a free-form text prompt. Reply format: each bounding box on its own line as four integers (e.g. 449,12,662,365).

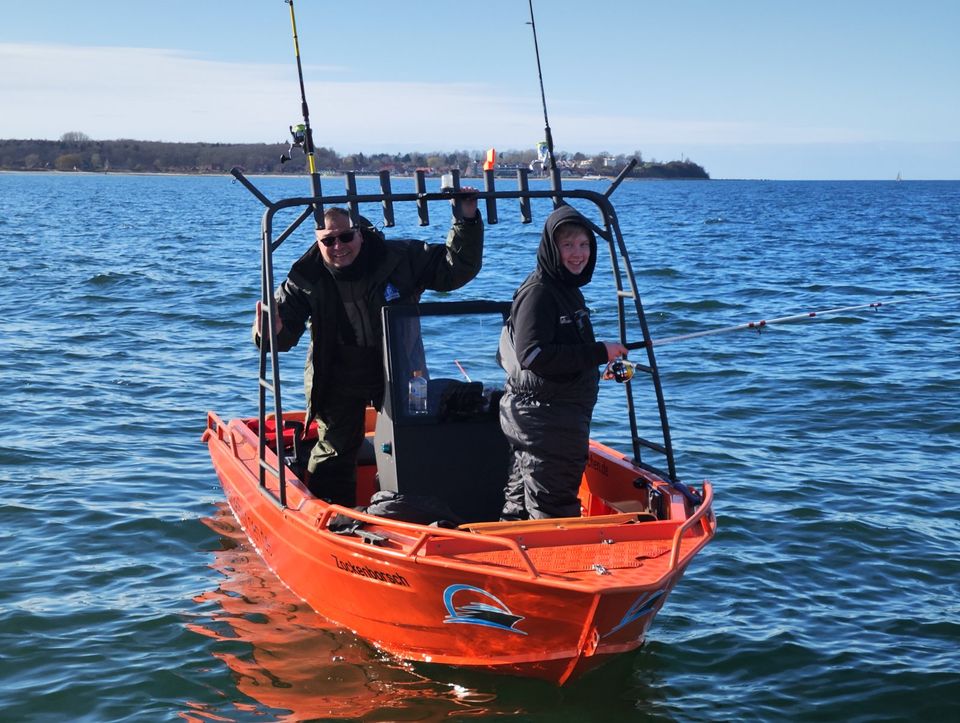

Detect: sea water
1,172,958,721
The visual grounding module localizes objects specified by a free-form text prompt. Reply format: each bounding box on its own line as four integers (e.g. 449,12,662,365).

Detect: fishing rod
281,0,323,228
640,292,960,349
605,292,958,382
526,0,561,193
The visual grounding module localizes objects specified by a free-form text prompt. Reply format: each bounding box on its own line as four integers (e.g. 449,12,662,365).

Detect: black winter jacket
258,217,483,420
499,206,606,402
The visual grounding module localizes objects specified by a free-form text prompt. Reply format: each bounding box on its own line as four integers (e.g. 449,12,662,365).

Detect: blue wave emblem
442,584,527,635
604,589,665,638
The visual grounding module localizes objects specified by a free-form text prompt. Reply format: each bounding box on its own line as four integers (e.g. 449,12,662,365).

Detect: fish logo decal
604,589,665,638
442,584,527,635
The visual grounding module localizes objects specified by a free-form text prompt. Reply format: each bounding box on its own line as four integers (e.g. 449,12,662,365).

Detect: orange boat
204,168,716,685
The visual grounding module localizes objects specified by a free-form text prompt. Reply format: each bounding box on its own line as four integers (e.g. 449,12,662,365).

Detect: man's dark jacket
258,218,482,422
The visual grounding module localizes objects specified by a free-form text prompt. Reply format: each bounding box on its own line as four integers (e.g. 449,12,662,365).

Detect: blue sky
2,0,958,179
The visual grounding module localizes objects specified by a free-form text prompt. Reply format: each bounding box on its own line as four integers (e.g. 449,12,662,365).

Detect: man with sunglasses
254,192,482,507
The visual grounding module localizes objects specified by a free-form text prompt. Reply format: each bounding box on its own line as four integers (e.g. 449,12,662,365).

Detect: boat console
374,301,512,522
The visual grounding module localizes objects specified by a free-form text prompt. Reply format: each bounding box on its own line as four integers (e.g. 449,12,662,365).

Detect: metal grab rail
203,411,240,457
667,483,716,571
314,504,541,580
202,410,223,443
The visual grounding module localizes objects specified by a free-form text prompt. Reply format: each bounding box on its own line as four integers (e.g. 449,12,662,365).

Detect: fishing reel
280,123,307,163
602,357,635,383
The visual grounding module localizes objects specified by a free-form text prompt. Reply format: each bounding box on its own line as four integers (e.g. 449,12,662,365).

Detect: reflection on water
188,504,514,721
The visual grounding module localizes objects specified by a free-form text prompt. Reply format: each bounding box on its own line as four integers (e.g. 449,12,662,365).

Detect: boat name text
587,458,609,476
332,556,411,587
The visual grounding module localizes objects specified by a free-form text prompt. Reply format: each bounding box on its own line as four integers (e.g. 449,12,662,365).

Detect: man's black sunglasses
319,228,357,247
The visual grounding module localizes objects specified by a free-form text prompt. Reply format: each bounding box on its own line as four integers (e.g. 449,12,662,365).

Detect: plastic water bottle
408,370,428,415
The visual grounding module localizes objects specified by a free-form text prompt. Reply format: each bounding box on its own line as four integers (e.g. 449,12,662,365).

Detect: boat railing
203,411,238,456
314,503,542,580
231,162,681,509
667,482,715,570
312,481,714,580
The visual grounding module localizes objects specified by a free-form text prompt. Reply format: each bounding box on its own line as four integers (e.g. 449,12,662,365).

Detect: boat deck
450,538,672,577
418,520,707,585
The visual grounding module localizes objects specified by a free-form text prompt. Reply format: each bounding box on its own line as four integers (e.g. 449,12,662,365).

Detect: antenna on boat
526,0,562,196
282,0,323,228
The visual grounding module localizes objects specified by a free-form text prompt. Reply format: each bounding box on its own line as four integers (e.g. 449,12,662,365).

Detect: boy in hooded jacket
497,205,627,520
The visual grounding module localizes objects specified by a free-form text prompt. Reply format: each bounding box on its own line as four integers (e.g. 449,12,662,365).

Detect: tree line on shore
0,133,709,179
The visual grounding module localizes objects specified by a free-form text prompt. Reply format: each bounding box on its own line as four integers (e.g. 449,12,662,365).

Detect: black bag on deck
437,380,487,421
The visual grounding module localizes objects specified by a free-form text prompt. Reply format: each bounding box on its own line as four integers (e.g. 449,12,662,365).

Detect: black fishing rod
526,0,562,195
282,0,323,228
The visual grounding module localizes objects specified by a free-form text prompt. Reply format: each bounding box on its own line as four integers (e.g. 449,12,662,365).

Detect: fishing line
283,0,323,228
645,292,960,348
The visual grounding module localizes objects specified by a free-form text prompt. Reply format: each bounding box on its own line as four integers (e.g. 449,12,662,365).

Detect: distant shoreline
0,137,711,180
0,168,709,182
5,169,947,182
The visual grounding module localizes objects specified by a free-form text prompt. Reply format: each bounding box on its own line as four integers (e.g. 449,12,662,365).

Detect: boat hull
204,411,714,685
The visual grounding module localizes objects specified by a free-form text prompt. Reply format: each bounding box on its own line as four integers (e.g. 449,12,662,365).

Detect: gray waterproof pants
499,392,593,520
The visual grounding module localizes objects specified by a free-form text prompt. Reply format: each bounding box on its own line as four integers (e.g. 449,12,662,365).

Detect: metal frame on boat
233,162,681,502
203,164,716,684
